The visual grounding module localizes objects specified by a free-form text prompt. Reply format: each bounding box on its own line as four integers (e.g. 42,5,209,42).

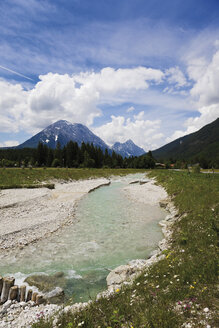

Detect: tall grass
31,170,218,327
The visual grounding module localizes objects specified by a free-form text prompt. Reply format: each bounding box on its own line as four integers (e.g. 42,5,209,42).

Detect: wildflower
190,285,194,289
174,275,178,278
78,321,84,327
136,282,140,286
115,288,120,293
203,307,209,313
156,285,159,288
193,281,196,285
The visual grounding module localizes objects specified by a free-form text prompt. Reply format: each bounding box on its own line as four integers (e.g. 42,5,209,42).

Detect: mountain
17,120,109,150
112,139,145,158
152,118,219,163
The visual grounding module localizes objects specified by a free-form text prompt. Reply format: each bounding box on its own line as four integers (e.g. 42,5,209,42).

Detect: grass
25,170,218,327
0,167,146,189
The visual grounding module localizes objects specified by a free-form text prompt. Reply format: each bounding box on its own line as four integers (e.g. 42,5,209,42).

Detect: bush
192,165,201,173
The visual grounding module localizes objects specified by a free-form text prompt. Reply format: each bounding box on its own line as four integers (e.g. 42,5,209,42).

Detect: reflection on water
0,174,166,302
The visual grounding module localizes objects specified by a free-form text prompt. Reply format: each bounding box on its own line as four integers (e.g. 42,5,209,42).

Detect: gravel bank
0,179,110,251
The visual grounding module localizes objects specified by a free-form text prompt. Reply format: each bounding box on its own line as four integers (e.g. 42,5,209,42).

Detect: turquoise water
0,174,166,302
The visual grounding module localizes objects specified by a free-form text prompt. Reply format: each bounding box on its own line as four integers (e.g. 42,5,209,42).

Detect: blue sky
0,0,219,150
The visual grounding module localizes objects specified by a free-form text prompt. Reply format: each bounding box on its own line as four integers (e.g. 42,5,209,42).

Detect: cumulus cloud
0,140,19,147
0,66,165,135
165,66,188,88
127,106,135,113
93,114,163,151
166,50,219,143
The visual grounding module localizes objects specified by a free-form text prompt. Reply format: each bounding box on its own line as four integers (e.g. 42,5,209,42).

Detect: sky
0,0,219,151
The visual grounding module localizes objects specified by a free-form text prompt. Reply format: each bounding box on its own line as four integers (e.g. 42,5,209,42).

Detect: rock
26,289,33,302
8,285,18,301
31,292,38,302
0,277,15,304
19,285,26,302
44,287,64,304
0,277,3,295
107,264,139,288
19,301,27,308
159,199,169,208
2,300,12,311
36,294,46,305
25,272,66,292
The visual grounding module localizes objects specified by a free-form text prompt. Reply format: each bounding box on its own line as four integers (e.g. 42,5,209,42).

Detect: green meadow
0,167,146,189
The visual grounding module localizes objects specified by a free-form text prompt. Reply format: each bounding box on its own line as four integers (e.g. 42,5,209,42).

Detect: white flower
136,282,140,286
203,307,209,313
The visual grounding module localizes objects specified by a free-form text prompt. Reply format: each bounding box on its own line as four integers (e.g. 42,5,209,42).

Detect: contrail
0,65,34,81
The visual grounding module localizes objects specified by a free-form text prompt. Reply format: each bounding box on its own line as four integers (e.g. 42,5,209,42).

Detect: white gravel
0,179,110,251
123,178,168,205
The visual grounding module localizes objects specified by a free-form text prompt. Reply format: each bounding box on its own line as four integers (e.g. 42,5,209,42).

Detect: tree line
0,141,156,169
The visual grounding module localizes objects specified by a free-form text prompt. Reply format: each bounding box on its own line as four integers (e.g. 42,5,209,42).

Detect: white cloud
165,66,188,88
127,106,135,113
0,66,164,135
93,114,163,151
166,50,219,143
0,140,19,147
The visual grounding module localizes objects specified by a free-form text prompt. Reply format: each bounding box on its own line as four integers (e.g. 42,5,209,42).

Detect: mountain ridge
17,120,109,151
112,139,145,158
16,120,145,158
152,118,219,165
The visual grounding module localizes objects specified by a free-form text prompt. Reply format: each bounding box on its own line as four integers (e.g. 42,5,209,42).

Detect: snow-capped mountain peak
112,140,145,158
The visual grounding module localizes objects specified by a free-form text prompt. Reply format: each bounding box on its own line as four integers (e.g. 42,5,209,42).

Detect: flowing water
0,174,166,302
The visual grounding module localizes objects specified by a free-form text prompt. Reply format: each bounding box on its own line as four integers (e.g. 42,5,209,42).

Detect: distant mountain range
112,140,145,158
152,118,219,163
16,120,145,158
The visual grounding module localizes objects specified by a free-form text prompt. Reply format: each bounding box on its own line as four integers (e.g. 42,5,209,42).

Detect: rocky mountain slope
17,120,109,151
152,118,219,163
112,139,145,158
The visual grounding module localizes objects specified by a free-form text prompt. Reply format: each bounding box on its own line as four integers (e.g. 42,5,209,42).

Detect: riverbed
0,174,167,303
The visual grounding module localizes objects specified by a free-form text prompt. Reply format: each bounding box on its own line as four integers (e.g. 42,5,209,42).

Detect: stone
36,294,46,305
31,292,38,302
26,289,33,302
0,277,15,304
24,272,66,292
2,300,12,311
19,285,26,302
44,287,64,304
8,285,18,301
0,276,3,295
19,301,26,308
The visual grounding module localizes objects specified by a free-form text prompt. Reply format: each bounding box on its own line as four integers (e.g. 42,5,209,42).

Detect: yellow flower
115,288,120,293
193,281,197,285
190,285,194,289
